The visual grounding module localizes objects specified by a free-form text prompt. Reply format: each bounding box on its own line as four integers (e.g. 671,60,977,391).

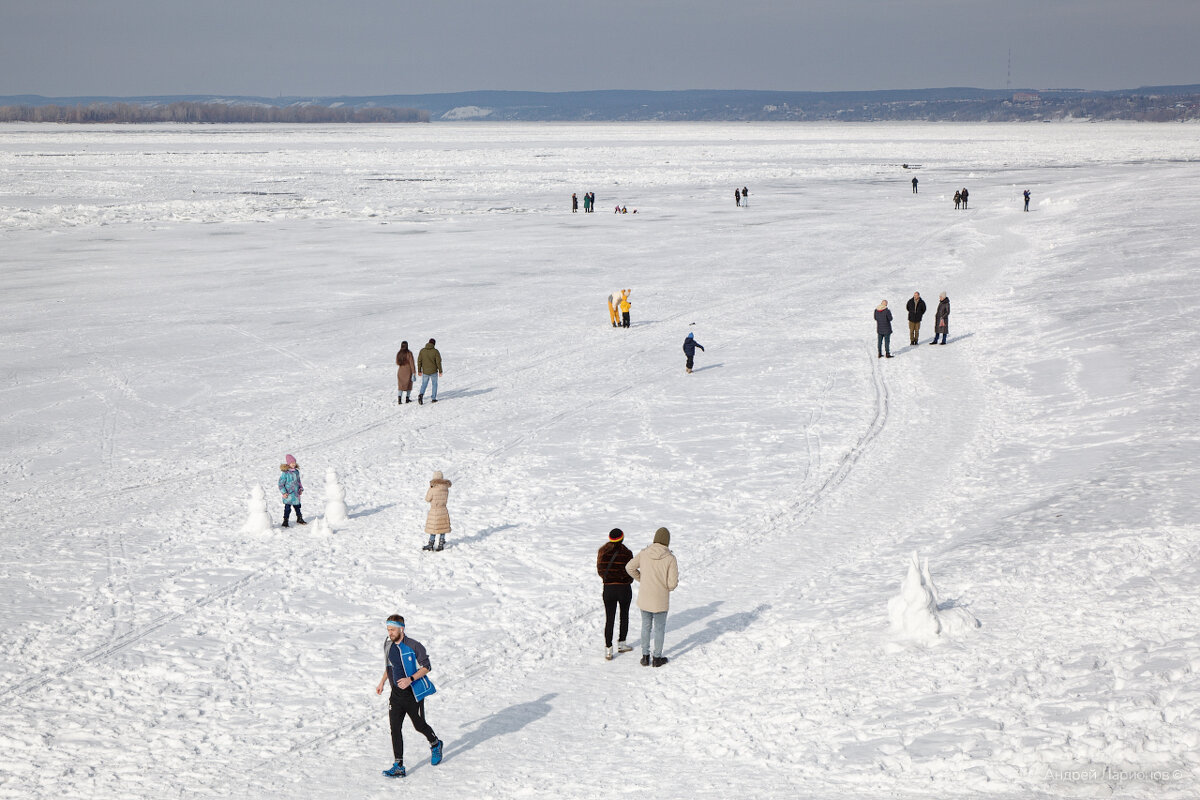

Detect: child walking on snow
682,332,705,373
278,454,305,527
423,471,452,551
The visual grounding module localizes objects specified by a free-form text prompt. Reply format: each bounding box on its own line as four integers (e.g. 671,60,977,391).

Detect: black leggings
603,584,632,647
389,688,438,763
283,503,301,522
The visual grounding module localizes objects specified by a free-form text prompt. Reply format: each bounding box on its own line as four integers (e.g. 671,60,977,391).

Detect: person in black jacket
874,300,894,358
960,188,969,209
597,529,634,660
905,291,927,345
682,332,705,373
912,176,919,194
931,292,950,345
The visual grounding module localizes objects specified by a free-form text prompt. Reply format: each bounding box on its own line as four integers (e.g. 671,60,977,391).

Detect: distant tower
1007,48,1012,91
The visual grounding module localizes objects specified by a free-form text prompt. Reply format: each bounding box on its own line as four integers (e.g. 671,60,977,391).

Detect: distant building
1012,92,1041,105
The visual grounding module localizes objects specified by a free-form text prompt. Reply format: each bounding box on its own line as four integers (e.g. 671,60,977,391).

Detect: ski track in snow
1,122,1199,799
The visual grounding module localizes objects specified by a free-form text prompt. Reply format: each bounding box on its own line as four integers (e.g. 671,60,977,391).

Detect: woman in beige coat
396,342,416,405
422,471,451,551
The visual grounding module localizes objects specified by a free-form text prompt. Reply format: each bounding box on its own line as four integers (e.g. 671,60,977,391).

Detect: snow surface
1,122,1199,799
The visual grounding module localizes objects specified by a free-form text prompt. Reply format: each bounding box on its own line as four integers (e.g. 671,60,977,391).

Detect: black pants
621,311,630,328
283,503,301,523
685,354,695,370
389,688,437,763
603,584,632,647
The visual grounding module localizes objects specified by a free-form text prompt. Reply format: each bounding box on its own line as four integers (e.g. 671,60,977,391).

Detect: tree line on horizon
0,102,429,124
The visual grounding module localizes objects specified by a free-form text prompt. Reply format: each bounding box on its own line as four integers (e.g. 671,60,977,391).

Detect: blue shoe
430,739,444,766
383,762,406,778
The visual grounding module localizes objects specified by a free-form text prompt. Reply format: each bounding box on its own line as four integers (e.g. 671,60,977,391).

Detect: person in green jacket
417,339,443,404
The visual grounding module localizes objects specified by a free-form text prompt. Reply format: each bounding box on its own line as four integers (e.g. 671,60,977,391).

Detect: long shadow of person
669,604,770,660
439,693,557,765
667,601,723,631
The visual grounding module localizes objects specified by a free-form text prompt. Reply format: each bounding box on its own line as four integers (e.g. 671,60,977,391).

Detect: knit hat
686,332,694,339
653,527,670,546
608,528,624,542
285,454,297,466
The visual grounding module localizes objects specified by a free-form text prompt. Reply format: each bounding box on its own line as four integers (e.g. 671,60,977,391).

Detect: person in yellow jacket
618,289,631,328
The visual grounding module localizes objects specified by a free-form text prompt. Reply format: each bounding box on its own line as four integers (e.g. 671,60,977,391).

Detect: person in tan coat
395,341,416,405
422,471,451,551
626,527,679,667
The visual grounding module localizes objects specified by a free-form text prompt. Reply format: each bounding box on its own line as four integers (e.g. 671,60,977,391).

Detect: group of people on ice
395,339,443,405
734,186,749,206
874,291,950,357
572,191,599,212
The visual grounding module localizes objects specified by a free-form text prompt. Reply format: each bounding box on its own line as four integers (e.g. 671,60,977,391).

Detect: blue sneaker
382,762,406,778
430,739,444,766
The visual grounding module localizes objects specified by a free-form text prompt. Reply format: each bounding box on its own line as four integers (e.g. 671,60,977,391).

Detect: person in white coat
626,526,679,667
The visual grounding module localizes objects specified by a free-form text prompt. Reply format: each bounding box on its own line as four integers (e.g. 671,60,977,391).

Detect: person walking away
734,188,741,207
742,186,749,206
1023,189,1031,212
961,187,969,209
417,338,442,404
422,471,452,551
607,290,622,328
597,528,634,660
905,292,926,346
875,300,894,359
278,454,305,527
376,615,443,778
572,193,578,213
396,341,416,405
682,332,705,373
931,292,950,345
626,527,679,667
912,176,919,193
619,290,632,328
954,190,961,210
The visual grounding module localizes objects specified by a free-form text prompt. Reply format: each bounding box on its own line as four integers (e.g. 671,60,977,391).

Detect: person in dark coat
954,190,962,210
912,176,919,193
682,332,705,373
931,292,950,345
1023,189,1031,211
572,193,578,212
961,188,969,209
396,341,416,405
742,186,749,206
734,188,741,207
905,292,927,346
597,528,634,660
874,300,893,358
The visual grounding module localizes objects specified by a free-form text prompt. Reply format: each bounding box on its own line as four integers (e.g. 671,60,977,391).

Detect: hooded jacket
874,307,894,335
682,334,705,357
935,296,950,326
278,467,302,505
424,472,452,534
626,542,679,613
418,344,442,375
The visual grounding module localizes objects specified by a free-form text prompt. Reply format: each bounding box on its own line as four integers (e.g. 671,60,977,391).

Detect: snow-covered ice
1,121,1198,799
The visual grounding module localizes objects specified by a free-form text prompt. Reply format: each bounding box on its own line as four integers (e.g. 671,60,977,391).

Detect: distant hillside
2,86,1199,122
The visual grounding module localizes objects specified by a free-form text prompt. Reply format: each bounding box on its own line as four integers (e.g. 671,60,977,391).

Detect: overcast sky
2,0,1197,97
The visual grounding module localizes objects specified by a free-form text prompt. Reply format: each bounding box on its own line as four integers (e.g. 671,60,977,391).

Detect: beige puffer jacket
626,543,679,613
424,472,452,534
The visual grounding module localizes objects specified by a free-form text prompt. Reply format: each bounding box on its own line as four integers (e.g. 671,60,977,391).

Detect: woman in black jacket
597,529,634,660
931,293,950,345
874,300,894,358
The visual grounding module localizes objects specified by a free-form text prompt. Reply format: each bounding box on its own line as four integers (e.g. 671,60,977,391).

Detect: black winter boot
418,395,424,405
435,535,445,551
653,656,669,668
640,654,650,667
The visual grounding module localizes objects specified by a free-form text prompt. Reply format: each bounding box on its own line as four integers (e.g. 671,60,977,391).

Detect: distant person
626,527,679,668
912,176,919,193
278,454,305,527
422,471,452,551
874,300,894,359
905,292,926,346
590,191,597,212
396,341,415,405
417,339,442,404
954,190,962,210
734,188,741,207
597,528,634,661
682,332,705,373
572,193,578,213
376,614,443,778
961,187,969,209
931,292,950,345
614,205,620,214
619,290,632,328
607,290,622,328
1023,189,1031,212
582,193,590,213
742,186,749,206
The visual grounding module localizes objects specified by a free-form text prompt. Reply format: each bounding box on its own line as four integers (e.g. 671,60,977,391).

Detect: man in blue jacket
375,615,444,778
682,332,705,373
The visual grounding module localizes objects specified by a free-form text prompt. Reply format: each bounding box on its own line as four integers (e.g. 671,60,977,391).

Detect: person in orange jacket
618,289,632,328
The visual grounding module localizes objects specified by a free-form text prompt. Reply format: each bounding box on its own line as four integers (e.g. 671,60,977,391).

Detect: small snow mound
312,517,333,535
323,468,349,527
887,552,979,642
441,106,493,121
356,363,366,369
240,484,273,534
